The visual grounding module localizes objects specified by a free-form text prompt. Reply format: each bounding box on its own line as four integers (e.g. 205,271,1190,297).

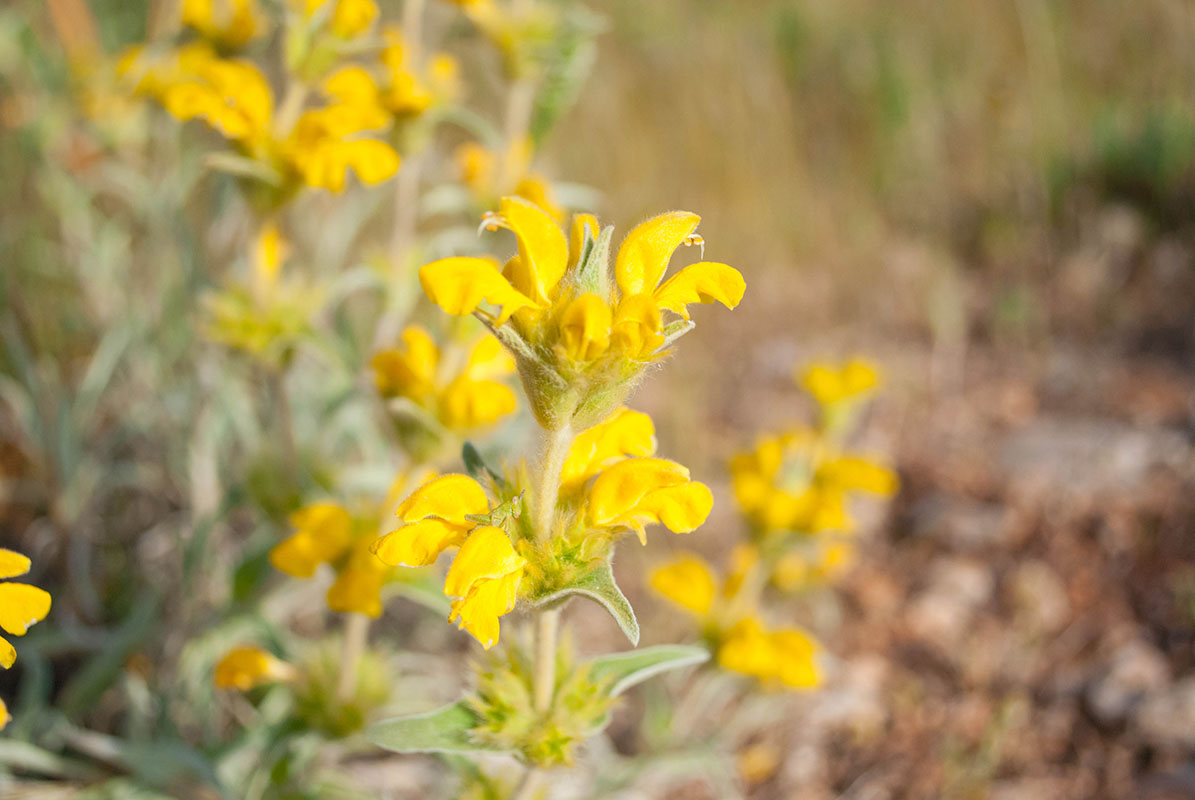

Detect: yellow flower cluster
163,55,400,193
420,196,744,427
730,359,896,542
371,325,518,434
650,550,820,690
270,469,430,617
371,407,712,648
324,27,459,123
1,549,52,730
201,223,324,365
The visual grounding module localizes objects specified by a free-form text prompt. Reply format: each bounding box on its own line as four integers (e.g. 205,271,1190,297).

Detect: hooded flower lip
586,457,713,543
418,196,744,358
372,475,526,649
717,618,820,689
444,525,526,649
0,548,51,671
371,474,491,567
215,646,296,690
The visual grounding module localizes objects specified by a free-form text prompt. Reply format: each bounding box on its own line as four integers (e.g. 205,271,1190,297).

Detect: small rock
909,493,1011,551
1138,677,1195,750
1087,640,1171,726
906,558,994,647
1009,560,1071,635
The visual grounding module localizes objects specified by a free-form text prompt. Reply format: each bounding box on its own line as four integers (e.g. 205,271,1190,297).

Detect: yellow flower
649,555,716,617
372,474,490,567
444,526,526,649
419,197,744,428
270,473,427,618
371,325,517,432
372,475,525,649
0,697,8,731
323,27,459,122
455,139,564,220
215,646,296,690
771,538,855,592
717,618,820,689
303,0,379,38
729,430,896,537
558,408,655,492
586,457,713,544
182,0,265,49
202,223,324,364
162,55,400,193
0,549,51,671
798,358,880,407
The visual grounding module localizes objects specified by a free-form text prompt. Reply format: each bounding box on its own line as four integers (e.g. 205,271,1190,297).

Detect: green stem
533,607,560,712
337,612,370,701
532,424,572,542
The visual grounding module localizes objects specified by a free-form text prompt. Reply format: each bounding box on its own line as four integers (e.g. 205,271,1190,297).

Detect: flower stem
533,607,560,712
511,765,543,800
337,612,370,701
532,424,571,542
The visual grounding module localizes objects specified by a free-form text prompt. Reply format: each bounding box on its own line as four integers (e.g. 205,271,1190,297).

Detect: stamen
478,211,509,236
683,233,705,258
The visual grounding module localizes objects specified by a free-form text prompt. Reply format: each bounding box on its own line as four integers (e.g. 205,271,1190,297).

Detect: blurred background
2,0,1195,797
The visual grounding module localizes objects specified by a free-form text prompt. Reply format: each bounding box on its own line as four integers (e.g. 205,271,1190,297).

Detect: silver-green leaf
530,559,639,645
587,645,709,698
367,702,509,755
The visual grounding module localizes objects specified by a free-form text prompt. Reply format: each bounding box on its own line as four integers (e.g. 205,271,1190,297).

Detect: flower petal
395,474,491,526
567,213,600,269
798,359,880,406
419,257,538,323
461,334,515,381
0,696,8,730
372,518,469,567
438,377,517,430
610,293,664,358
327,566,384,617
615,211,700,295
561,408,656,490
448,568,522,649
557,292,612,362
270,503,354,577
214,646,294,690
0,549,31,580
443,526,524,598
649,555,716,617
0,583,51,636
587,457,712,540
653,261,745,320
1,635,14,669
498,196,568,305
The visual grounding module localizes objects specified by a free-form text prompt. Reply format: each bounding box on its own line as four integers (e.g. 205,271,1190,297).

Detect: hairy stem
533,607,560,712
532,424,572,542
337,612,370,701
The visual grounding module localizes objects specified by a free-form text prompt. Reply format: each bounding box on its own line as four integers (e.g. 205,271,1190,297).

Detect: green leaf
588,645,709,698
462,441,504,487
529,558,639,645
368,701,510,755
570,225,613,297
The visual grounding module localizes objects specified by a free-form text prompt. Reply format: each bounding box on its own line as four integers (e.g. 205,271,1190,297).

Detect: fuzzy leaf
461,442,506,488
368,701,510,755
571,225,613,297
587,644,708,698
530,559,639,645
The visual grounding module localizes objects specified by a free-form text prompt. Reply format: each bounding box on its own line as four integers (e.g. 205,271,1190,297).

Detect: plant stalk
337,612,370,701
532,424,571,542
